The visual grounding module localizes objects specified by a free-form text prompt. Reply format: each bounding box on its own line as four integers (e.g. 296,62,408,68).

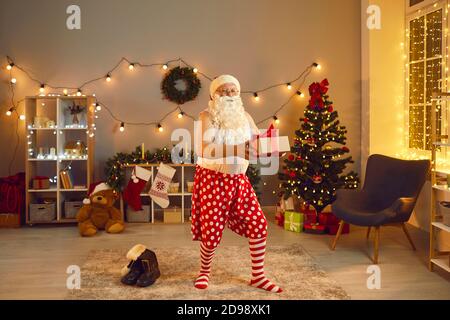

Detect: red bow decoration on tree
308,79,329,109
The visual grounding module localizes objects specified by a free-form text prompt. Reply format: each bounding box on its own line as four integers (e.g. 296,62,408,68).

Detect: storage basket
126,205,150,223
30,203,56,222
64,201,83,219
168,182,179,194
164,206,182,223
439,201,450,226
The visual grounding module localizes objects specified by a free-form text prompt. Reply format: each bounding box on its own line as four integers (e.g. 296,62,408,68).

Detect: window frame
405,0,448,155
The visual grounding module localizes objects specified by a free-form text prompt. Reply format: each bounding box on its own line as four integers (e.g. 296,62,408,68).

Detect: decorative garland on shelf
161,66,201,105
105,145,261,195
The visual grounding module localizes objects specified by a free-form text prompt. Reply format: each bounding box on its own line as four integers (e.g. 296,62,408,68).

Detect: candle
141,143,145,159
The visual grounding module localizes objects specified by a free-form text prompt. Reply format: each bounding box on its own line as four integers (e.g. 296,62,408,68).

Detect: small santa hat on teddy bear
83,182,112,205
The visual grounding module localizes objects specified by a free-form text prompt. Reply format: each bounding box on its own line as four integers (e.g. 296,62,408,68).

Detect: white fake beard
207,95,251,145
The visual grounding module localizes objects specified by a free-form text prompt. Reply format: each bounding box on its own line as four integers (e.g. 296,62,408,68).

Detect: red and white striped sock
249,237,282,293
194,242,215,290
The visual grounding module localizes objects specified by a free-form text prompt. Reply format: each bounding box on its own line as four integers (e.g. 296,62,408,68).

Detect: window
408,7,444,150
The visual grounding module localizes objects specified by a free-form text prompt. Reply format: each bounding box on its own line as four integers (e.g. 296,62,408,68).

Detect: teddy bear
76,182,125,237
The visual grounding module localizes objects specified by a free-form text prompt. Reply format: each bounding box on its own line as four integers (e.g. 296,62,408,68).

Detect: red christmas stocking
123,166,151,211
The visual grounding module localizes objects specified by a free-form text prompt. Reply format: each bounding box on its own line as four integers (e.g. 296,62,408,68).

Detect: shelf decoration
67,101,85,126
64,140,87,158
105,145,261,197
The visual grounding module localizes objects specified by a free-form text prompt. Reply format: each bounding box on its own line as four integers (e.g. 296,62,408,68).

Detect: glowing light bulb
162,64,168,70
96,103,102,111
273,116,280,124
193,68,198,73
178,112,184,119
63,89,68,95
11,78,17,84
6,63,13,70
106,74,111,82
40,84,45,93
6,108,13,116
129,63,135,70
253,93,260,102
287,83,292,90
19,114,26,121
313,62,322,70
120,122,125,132
77,89,82,96
158,124,164,132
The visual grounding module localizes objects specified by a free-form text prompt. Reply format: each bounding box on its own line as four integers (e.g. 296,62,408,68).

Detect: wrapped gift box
318,212,340,226
303,208,317,224
32,176,50,190
328,223,350,235
304,223,327,234
284,211,304,233
275,210,285,227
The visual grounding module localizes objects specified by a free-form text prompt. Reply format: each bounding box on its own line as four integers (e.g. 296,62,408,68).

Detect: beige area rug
66,245,350,300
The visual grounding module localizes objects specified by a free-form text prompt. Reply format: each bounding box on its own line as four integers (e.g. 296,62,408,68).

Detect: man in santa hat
190,75,282,293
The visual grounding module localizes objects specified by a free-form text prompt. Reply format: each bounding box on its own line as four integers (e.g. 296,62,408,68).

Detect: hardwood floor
0,210,449,300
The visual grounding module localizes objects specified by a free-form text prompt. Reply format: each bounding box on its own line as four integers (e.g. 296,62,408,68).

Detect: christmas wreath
161,66,201,105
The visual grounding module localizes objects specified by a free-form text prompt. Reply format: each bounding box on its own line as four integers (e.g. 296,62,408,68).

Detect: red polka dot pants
191,166,268,249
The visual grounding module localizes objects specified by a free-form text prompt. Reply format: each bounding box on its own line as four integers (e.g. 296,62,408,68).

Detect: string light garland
3,55,321,132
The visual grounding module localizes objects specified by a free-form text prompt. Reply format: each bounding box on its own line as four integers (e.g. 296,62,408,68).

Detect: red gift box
275,211,285,227
327,223,350,235
302,208,317,224
32,176,50,190
318,212,340,226
304,223,327,234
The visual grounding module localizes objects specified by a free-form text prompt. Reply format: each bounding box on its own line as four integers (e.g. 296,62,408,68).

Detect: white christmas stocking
149,163,176,208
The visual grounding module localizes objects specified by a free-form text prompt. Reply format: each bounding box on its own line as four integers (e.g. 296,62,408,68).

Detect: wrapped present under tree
284,211,304,233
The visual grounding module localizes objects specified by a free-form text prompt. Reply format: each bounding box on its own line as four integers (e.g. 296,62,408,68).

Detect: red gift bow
308,79,330,109
256,124,282,156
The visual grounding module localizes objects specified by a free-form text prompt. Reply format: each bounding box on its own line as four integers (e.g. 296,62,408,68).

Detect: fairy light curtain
408,4,445,150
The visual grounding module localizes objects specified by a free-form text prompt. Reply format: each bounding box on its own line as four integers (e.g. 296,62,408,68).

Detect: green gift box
284,211,304,233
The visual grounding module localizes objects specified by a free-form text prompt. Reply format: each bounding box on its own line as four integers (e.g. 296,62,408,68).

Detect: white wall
0,0,362,205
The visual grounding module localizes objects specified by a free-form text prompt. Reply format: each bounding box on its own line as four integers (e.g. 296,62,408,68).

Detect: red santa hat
83,182,112,205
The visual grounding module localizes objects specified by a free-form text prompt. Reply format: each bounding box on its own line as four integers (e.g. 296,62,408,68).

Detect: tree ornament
306,137,316,146
312,174,323,184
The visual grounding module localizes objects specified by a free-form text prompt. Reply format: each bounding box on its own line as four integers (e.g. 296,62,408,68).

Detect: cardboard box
164,207,182,223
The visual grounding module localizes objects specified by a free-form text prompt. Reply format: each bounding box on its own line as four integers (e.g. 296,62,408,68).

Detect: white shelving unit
25,96,95,225
120,164,195,223
429,92,450,272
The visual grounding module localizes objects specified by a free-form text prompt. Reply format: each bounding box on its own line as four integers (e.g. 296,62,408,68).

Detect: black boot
121,260,143,286
136,250,161,287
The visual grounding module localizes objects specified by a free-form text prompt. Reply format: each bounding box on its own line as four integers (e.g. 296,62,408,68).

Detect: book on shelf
60,170,73,189
60,171,67,189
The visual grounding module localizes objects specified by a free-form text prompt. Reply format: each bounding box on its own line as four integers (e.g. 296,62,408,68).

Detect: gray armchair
331,154,430,264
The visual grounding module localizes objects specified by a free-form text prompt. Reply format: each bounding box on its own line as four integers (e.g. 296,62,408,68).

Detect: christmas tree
278,79,359,214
